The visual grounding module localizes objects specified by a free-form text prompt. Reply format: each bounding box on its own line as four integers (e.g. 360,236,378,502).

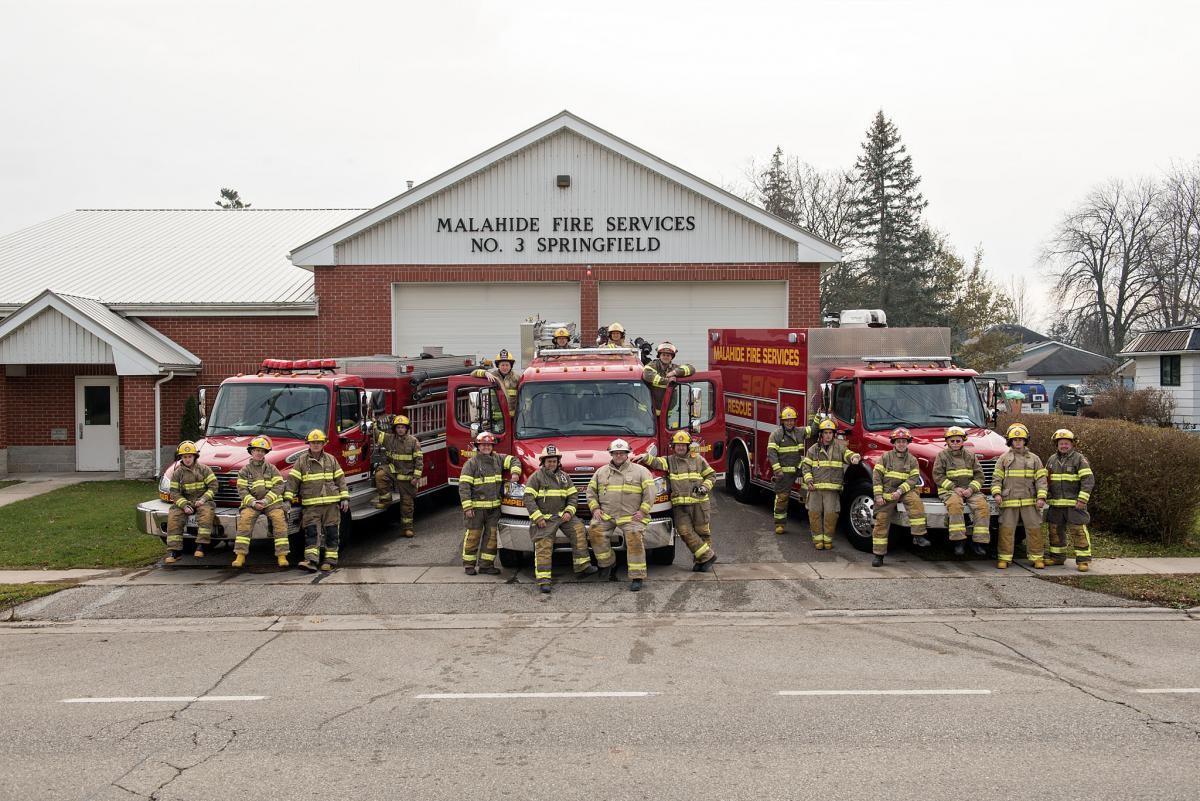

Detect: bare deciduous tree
1147,161,1200,327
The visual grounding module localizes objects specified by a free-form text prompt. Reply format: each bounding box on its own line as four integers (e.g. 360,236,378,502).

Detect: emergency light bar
260,358,338,372
860,356,951,363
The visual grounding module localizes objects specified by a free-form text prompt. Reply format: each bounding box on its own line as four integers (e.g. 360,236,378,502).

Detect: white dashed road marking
778,689,993,696
415,691,660,700
1135,688,1200,694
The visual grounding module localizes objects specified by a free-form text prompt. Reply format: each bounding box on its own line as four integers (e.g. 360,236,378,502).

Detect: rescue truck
710,316,1007,551
445,320,727,567
135,353,477,544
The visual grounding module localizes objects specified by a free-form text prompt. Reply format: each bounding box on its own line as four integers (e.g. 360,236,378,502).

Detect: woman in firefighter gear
991,422,1048,570
552,327,572,349
373,414,423,537
524,444,601,593
459,431,521,575
602,321,627,348
801,419,862,549
284,429,349,572
933,426,990,558
471,349,519,413
870,428,931,567
587,438,656,591
164,441,217,564
642,341,696,414
1043,428,1095,572
233,436,289,569
641,431,718,572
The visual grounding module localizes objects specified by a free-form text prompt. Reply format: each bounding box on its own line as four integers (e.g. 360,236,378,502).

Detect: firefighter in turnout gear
587,438,656,591
164,441,217,564
642,342,695,413
552,327,572,349
933,426,990,558
767,406,816,534
641,430,718,572
233,436,289,569
284,429,349,572
1043,429,1095,571
523,444,601,593
802,420,862,549
870,428,931,567
602,321,627,348
471,349,519,413
373,414,423,537
459,431,521,575
991,422,1048,570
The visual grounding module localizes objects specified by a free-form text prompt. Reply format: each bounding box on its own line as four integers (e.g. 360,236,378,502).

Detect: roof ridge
74,208,370,212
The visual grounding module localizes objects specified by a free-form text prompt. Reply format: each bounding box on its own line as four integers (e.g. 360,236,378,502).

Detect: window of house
1161,355,1182,387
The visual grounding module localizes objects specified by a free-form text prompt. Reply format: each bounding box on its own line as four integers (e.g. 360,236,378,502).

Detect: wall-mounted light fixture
556,174,571,188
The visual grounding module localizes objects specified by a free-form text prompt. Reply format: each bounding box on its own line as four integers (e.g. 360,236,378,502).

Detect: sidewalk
3,557,1199,586
0,472,123,508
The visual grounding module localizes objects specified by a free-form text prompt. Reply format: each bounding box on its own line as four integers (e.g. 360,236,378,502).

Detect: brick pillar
789,263,822,327
0,366,8,476
120,376,157,478
580,267,598,341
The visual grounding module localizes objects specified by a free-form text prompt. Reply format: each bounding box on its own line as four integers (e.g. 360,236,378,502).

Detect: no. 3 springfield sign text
436,215,696,254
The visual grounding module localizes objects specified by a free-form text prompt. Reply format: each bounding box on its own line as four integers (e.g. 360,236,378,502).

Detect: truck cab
445,345,726,568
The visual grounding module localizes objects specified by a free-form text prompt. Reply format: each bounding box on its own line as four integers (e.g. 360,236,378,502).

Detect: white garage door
598,281,787,369
392,282,579,364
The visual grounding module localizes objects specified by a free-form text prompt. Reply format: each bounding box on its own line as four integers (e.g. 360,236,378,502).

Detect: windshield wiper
576,423,646,434
928,414,976,422
518,426,559,436
205,425,237,435
865,399,917,427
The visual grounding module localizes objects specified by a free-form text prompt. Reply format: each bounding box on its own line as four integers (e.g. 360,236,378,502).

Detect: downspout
154,371,176,477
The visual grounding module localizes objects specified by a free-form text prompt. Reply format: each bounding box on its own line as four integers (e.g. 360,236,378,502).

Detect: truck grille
978,458,997,489
213,472,241,506
569,472,592,515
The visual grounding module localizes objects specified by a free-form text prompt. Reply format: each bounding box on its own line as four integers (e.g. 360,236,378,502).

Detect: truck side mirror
198,387,207,433
359,391,370,427
469,390,484,426
820,383,832,413
689,385,704,420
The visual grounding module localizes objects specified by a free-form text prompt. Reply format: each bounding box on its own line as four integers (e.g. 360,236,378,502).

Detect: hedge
996,413,1200,545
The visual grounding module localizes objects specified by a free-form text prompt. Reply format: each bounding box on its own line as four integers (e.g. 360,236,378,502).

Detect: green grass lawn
0,479,22,490
1088,529,1200,558
1047,574,1200,609
0,480,163,569
0,582,75,611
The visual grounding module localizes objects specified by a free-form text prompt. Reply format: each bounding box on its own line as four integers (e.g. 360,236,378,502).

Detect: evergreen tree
180,395,203,441
847,111,937,325
215,188,251,209
757,147,797,223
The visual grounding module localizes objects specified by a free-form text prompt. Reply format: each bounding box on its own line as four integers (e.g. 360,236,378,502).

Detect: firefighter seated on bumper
870,427,931,567
523,444,601,593
163,440,216,565
233,436,290,569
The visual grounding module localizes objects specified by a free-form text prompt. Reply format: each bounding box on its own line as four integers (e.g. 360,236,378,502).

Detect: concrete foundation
0,448,7,477
8,446,76,473
123,449,155,480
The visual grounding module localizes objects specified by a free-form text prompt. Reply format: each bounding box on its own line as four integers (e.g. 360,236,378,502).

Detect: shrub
997,412,1200,545
1086,385,1176,427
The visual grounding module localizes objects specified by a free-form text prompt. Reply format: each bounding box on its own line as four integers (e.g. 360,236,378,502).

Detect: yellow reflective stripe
814,460,844,468
1048,499,1077,507
299,495,346,505
999,498,1037,507
295,471,340,480
529,509,545,521
945,469,974,477
1077,491,1090,502
812,482,843,490
1035,469,1047,480
969,480,982,490
1078,468,1094,477
939,479,954,490
1049,473,1081,480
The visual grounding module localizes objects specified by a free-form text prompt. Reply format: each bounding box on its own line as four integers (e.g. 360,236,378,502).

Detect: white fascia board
288,110,844,268
110,303,318,317
1118,349,1195,357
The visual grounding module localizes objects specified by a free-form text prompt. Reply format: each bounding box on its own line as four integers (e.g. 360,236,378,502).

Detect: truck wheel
840,480,875,552
726,444,757,504
647,540,677,566
498,548,526,569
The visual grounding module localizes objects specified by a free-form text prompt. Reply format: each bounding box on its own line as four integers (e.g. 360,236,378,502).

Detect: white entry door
75,377,120,471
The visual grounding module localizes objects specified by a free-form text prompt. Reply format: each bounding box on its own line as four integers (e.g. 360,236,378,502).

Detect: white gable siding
0,308,113,364
1133,354,1199,425
336,130,797,266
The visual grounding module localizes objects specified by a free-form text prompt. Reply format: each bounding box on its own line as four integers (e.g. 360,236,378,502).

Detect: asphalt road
3,614,1198,801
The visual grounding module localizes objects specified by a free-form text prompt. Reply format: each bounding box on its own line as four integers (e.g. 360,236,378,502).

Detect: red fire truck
135,353,477,543
444,323,727,567
710,323,1007,550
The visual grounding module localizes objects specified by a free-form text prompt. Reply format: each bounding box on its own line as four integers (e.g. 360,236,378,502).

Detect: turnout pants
235,506,289,555
1045,507,1092,564
943,492,990,543
375,470,417,533
871,491,927,555
165,503,215,551
672,503,715,565
997,504,1045,563
462,507,501,568
530,517,597,585
300,503,341,565
806,489,840,548
589,518,646,579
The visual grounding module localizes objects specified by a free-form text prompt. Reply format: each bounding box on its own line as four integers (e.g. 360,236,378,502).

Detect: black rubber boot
953,542,966,557
912,536,932,548
697,556,717,573
539,584,552,594
871,555,884,567
630,579,643,592
577,564,599,578
972,543,988,557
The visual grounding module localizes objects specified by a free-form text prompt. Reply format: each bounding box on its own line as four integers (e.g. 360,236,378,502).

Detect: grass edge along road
0,582,74,612
1044,573,1200,609
0,480,161,569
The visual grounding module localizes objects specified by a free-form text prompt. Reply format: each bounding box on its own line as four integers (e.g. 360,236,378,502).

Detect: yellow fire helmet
944,426,968,440
392,414,410,427
494,349,515,365
247,435,273,453
671,430,692,445
780,406,798,421
818,419,837,432
553,327,570,339
306,429,328,443
1053,428,1075,442
176,440,199,456
1005,423,1030,441
607,322,625,334
538,444,561,462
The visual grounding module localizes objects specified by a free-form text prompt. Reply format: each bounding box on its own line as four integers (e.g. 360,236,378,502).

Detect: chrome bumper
497,515,674,552
893,496,999,530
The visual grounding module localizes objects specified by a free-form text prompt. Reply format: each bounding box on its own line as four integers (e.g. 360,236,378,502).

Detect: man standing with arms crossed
588,438,656,591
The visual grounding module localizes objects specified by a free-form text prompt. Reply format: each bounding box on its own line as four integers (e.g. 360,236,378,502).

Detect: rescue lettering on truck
711,326,1007,552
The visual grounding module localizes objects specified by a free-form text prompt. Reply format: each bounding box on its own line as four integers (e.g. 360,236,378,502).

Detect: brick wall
4,364,115,446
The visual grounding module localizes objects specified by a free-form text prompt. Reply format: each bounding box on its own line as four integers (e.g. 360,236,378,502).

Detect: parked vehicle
1008,381,1050,414
710,320,1007,551
445,321,726,568
135,354,477,543
1053,383,1089,415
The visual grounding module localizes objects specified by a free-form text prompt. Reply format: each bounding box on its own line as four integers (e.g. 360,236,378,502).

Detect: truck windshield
516,380,656,439
861,378,987,431
205,383,330,439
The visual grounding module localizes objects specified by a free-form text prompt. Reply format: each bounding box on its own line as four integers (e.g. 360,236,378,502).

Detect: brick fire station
0,111,840,478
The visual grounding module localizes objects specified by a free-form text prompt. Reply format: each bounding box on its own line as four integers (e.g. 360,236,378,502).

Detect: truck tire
840,479,875,552
726,443,757,504
498,548,527,569
647,540,677,566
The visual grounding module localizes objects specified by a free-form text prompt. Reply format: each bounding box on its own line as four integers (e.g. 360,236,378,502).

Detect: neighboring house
984,323,1049,348
1118,324,1200,428
983,330,1116,412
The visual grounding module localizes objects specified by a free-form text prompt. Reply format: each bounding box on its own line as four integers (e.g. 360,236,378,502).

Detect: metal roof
1120,326,1200,354
0,290,201,374
1005,341,1116,376
0,208,364,310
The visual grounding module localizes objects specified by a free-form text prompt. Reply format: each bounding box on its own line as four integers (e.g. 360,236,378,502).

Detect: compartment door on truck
598,281,786,370
445,375,513,482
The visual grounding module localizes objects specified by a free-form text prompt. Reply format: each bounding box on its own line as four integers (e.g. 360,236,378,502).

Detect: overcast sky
3,0,1197,327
